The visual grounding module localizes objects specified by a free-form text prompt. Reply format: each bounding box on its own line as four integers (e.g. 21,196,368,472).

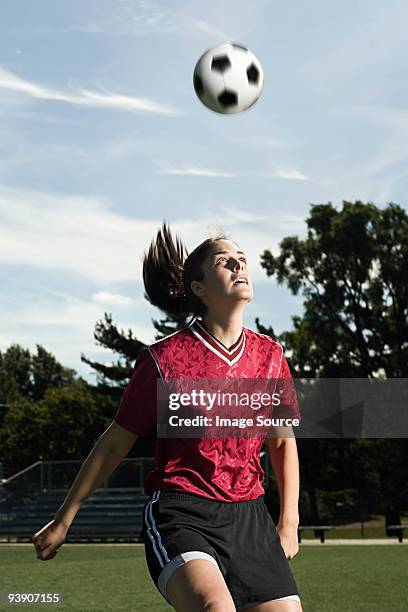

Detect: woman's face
190,239,254,309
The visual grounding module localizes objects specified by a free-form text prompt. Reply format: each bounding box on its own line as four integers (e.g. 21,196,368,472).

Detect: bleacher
0,488,149,543
0,454,272,544
0,458,153,543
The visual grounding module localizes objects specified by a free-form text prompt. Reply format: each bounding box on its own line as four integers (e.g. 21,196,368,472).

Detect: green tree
31,345,77,401
0,380,116,471
0,344,76,407
259,201,408,523
81,312,190,390
260,201,407,377
0,345,32,407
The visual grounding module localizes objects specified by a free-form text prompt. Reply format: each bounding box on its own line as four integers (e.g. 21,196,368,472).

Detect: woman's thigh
166,558,236,612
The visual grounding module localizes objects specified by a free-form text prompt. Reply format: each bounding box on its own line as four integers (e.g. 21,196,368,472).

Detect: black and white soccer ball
193,42,264,115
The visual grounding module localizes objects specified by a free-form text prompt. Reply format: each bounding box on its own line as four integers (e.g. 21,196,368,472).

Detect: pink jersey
114,317,300,502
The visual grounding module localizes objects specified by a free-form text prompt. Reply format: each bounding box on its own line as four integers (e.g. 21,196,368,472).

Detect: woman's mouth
232,276,248,285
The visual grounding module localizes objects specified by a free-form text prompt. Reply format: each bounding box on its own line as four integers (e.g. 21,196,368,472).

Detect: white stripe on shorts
144,491,170,567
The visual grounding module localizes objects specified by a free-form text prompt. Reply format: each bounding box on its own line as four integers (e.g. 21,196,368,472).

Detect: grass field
1,544,407,611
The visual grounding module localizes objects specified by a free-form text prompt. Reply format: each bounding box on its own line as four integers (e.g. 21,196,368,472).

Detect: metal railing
0,451,270,507
0,458,155,512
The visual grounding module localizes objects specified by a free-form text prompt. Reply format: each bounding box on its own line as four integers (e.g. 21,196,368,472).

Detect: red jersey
114,317,299,502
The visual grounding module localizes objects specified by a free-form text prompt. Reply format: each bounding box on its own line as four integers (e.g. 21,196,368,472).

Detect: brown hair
142,222,229,316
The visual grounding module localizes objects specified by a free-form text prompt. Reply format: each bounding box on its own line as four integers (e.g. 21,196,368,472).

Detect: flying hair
142,222,229,316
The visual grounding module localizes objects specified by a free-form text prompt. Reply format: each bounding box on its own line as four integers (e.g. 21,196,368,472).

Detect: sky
1,0,407,383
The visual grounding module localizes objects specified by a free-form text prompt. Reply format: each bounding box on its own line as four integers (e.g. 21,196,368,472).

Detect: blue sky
1,0,407,383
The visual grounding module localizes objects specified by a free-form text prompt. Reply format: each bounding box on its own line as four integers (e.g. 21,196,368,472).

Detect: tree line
1,201,407,525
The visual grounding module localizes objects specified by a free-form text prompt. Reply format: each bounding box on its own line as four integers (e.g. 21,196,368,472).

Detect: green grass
0,544,407,611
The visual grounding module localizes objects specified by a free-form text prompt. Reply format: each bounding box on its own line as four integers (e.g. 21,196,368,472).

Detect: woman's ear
190,281,205,297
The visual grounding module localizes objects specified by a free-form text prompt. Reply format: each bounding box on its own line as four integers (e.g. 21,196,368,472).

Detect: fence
0,453,270,510
0,458,155,511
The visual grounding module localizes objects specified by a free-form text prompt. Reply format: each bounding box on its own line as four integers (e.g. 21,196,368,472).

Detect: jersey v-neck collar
189,317,246,367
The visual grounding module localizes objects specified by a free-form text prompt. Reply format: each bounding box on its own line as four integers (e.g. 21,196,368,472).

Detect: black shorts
140,490,300,609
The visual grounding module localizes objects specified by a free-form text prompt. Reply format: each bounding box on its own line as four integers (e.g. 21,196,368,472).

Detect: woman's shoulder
244,325,283,351
148,323,195,357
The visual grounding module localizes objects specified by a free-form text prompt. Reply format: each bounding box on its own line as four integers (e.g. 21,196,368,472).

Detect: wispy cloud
0,184,306,284
39,24,103,34
92,291,133,306
1,290,157,373
0,67,177,115
260,165,309,181
7,1,230,40
103,137,141,156
330,105,408,134
329,105,408,192
0,185,159,284
155,164,236,177
212,209,268,223
0,183,307,379
182,16,230,40
167,210,307,281
108,1,231,39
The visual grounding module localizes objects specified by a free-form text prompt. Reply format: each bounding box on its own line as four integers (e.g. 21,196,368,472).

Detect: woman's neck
201,310,244,348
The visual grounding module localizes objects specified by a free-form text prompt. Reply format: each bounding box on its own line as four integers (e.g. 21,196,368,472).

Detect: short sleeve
274,352,301,421
114,348,158,436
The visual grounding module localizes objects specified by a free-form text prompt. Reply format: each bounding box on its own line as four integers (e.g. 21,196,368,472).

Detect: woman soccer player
32,223,303,611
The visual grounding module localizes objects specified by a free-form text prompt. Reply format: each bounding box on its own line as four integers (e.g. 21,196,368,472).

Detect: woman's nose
226,257,244,272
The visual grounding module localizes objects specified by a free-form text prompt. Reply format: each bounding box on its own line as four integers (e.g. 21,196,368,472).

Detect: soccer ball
193,42,264,115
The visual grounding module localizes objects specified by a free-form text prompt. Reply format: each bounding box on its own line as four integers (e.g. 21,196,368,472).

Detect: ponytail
142,222,190,316
143,222,228,316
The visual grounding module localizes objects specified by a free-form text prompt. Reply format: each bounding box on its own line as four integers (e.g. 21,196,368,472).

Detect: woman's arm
54,421,138,527
267,432,300,526
266,431,300,559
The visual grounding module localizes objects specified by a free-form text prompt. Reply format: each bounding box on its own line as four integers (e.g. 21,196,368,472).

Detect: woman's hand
32,519,68,561
276,522,299,560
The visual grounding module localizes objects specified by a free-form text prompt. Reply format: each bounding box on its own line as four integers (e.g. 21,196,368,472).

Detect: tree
31,345,77,401
260,201,407,377
0,380,116,471
0,344,76,408
80,313,145,398
258,201,408,523
0,345,32,408
81,312,190,390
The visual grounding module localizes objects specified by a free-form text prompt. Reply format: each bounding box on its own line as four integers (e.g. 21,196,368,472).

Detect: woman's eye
216,256,247,265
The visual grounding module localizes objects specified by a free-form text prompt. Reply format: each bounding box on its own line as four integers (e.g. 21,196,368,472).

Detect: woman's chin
230,288,253,302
